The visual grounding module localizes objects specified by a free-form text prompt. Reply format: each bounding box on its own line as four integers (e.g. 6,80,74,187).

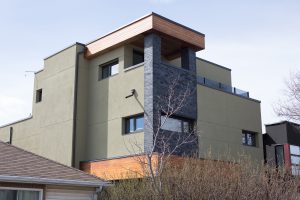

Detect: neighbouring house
0,141,108,200
0,12,263,180
264,121,300,175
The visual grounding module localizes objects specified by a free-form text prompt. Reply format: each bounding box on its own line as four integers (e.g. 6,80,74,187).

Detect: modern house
264,121,300,175
0,141,107,200
0,13,263,180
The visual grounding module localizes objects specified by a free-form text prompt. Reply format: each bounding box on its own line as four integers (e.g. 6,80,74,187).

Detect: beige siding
197,85,263,162
46,188,95,200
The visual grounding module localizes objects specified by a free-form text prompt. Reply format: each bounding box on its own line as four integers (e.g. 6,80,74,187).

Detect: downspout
71,44,86,167
95,186,103,200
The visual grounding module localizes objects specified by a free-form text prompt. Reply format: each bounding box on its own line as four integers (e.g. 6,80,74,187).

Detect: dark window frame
290,145,300,175
242,130,256,147
99,59,119,80
0,188,42,200
36,89,42,103
160,115,194,133
290,145,300,169
132,49,144,66
124,113,144,135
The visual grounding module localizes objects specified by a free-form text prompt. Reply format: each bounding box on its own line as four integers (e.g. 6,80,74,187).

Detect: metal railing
197,76,249,98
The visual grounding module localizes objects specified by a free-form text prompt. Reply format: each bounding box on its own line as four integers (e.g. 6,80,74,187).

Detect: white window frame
0,187,43,200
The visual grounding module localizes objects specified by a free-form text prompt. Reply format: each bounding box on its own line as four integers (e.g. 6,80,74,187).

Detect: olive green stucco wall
197,85,263,162
0,42,263,166
196,58,232,86
164,57,232,85
0,44,82,166
0,44,145,166
84,46,144,162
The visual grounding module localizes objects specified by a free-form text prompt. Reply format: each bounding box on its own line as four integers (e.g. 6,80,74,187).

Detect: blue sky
0,0,299,131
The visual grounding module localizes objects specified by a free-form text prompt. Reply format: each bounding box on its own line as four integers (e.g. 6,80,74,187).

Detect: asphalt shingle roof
0,141,107,187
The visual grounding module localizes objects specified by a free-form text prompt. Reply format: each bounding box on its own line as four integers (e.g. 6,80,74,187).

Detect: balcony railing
197,76,250,98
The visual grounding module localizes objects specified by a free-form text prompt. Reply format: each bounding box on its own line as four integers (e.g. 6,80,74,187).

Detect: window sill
123,130,144,135
124,62,144,72
98,73,119,81
242,144,257,148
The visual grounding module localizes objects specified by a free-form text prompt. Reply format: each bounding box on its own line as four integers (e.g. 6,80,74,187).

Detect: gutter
0,175,109,187
71,45,86,167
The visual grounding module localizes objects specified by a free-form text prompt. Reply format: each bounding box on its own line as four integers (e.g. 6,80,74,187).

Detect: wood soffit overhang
85,13,205,59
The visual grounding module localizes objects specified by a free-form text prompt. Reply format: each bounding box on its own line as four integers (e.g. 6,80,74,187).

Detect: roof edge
0,116,32,128
196,57,231,71
0,141,107,184
44,42,86,60
265,121,300,127
151,12,205,36
0,175,109,187
86,12,205,46
85,13,153,45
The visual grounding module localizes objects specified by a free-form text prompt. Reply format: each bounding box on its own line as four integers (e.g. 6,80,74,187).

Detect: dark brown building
264,121,300,175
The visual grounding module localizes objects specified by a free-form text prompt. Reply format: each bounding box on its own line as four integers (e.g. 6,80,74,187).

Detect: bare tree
275,71,300,123
126,74,200,196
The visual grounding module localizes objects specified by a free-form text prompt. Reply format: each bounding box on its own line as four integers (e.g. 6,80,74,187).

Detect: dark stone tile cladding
153,63,198,156
144,33,198,156
144,33,161,153
155,130,199,156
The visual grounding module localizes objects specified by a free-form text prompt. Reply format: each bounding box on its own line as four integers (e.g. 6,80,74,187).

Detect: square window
290,145,300,155
36,89,42,103
242,130,256,147
124,114,144,134
291,155,300,165
100,59,119,80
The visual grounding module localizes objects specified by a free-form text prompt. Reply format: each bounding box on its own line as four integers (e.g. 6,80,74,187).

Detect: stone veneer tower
144,33,198,155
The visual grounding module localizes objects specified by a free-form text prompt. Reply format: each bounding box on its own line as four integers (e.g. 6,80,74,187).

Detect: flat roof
265,121,300,127
85,12,205,58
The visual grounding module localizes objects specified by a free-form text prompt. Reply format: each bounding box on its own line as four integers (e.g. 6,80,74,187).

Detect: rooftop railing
197,76,250,98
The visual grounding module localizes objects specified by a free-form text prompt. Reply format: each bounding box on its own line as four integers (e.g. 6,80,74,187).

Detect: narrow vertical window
36,89,42,103
132,50,144,66
275,145,284,167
